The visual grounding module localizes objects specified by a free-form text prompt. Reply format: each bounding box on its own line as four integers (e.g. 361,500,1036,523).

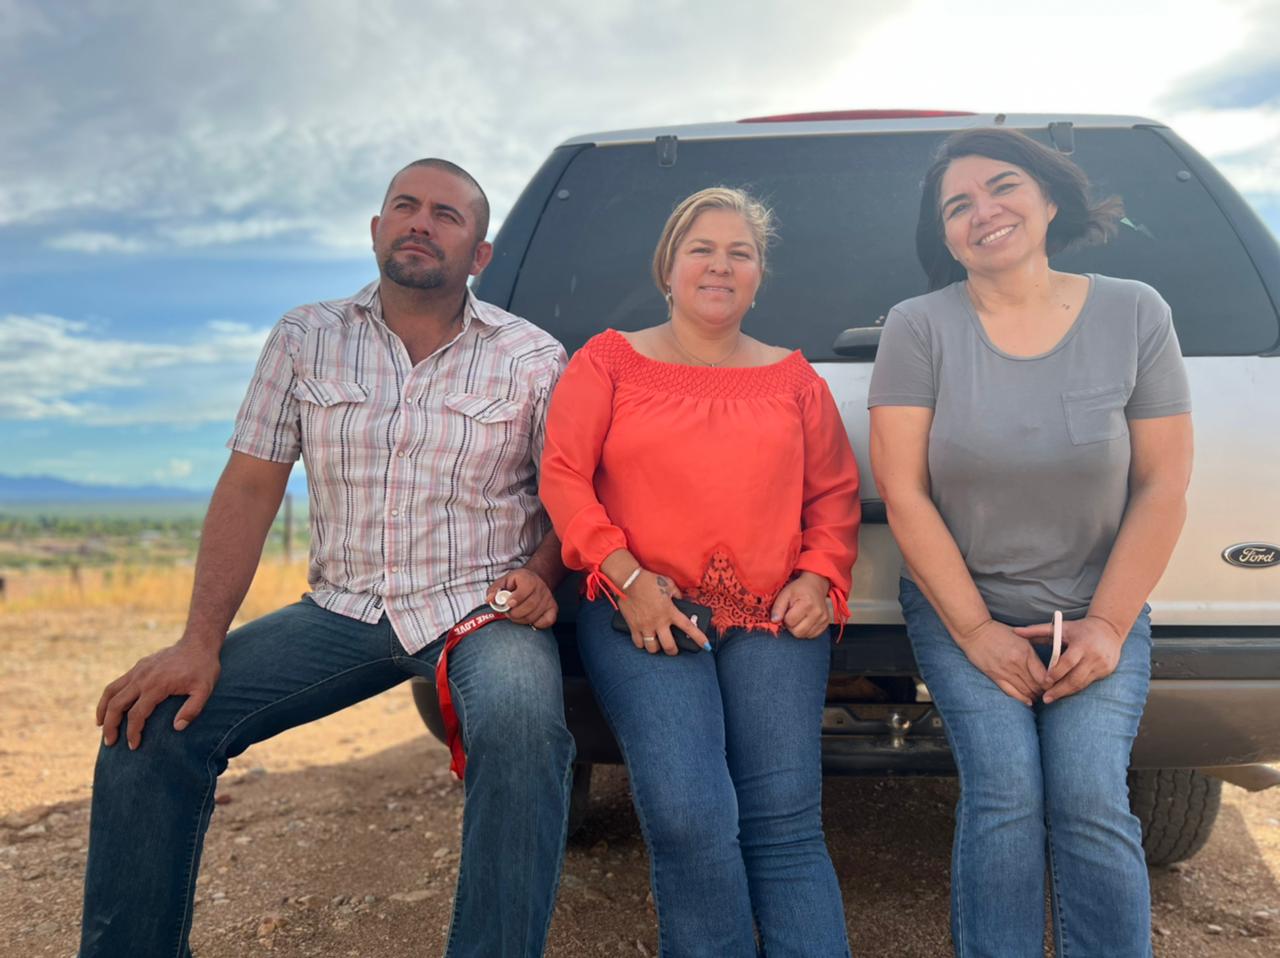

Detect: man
79,159,575,957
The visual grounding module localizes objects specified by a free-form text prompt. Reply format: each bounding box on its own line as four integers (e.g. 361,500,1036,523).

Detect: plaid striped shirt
228,281,566,653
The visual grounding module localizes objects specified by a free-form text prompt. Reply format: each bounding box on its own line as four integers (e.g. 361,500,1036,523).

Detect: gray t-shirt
868,274,1191,623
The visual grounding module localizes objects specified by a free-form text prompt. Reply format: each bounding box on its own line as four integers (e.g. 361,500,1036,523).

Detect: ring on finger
642,636,658,645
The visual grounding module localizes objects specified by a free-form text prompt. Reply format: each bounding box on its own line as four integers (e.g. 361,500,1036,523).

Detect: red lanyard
435,609,507,779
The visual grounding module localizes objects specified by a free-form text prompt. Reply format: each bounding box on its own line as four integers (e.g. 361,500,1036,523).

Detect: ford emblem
1222,543,1280,568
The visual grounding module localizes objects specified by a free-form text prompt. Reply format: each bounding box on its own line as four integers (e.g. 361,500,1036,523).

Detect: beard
381,237,449,290
384,256,447,290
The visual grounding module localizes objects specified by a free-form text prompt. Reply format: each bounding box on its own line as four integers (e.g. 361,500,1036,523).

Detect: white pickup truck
413,111,1280,864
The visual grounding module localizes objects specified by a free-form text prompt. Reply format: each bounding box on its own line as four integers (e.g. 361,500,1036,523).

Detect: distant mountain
0,474,308,503
0,475,207,503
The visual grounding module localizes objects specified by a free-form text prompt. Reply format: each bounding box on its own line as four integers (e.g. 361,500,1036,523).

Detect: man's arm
483,353,570,630
522,527,566,592
96,452,293,748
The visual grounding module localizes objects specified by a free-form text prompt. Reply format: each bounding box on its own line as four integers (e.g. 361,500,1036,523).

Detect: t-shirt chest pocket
1061,384,1129,445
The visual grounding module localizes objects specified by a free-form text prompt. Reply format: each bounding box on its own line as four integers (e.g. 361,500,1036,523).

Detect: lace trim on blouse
684,550,783,634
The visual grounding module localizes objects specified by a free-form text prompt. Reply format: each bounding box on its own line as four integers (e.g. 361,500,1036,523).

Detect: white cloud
202,320,274,355
814,0,1279,234
46,218,315,252
0,313,270,423
822,0,1250,116
0,0,902,253
158,216,312,247
160,458,193,480
47,230,149,254
1166,105,1280,200
2,0,1277,260
1170,108,1280,160
1151,3,1280,220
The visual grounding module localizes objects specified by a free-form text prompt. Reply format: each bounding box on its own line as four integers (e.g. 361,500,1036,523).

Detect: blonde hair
651,187,775,296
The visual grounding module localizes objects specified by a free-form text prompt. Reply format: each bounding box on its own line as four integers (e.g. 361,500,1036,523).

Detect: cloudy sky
3,0,1278,490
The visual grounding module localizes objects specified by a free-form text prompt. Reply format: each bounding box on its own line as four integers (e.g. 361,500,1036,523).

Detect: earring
665,287,673,306
751,300,757,309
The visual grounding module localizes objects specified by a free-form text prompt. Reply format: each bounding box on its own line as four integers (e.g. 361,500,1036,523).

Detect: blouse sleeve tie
829,586,851,643
583,568,624,609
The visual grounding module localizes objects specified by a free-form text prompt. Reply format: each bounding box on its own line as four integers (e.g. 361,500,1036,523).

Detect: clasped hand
961,615,1125,706
1012,615,1125,704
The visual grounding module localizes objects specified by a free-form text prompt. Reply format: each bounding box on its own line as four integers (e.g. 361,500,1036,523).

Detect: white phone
1049,610,1064,672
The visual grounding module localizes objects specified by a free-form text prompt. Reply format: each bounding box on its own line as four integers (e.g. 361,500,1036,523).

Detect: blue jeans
79,598,575,958
900,578,1152,958
577,598,850,958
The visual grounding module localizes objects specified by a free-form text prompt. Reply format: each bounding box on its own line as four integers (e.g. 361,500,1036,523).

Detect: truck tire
1127,768,1222,866
568,762,593,838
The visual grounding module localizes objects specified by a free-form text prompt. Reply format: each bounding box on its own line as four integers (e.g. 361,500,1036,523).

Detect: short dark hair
915,128,1124,290
382,158,491,243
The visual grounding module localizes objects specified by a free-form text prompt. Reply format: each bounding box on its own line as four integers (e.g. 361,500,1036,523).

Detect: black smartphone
611,598,712,653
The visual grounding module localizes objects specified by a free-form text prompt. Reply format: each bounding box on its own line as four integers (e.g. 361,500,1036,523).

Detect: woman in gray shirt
869,129,1192,958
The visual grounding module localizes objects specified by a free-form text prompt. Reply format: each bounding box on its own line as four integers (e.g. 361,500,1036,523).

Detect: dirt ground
2,608,1277,957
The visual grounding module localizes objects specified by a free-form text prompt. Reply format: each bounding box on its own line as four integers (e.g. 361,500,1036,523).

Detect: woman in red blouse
541,187,860,957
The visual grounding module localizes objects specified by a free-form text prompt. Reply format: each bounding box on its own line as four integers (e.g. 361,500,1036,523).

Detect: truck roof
560,113,1164,148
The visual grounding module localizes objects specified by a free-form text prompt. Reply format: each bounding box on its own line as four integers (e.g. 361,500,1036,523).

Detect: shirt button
397,451,405,458
390,508,399,517
391,565,399,573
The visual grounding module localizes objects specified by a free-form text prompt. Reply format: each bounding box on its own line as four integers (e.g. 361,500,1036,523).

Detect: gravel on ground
2,608,1277,956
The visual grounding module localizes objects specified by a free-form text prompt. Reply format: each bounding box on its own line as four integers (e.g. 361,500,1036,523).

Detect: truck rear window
508,128,1278,359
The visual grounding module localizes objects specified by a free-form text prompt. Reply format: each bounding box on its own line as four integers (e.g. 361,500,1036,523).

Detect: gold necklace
666,325,742,367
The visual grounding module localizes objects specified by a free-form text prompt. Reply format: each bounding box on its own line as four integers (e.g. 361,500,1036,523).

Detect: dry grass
0,558,310,620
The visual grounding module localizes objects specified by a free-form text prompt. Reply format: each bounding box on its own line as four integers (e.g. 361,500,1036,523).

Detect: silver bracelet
620,566,643,591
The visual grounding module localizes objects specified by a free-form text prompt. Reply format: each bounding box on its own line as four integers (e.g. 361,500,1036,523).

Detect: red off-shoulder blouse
540,329,861,633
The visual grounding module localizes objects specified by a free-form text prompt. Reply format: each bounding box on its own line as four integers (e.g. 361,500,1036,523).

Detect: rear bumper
822,626,1280,769
410,623,1280,773
548,677,1280,771
1133,679,1280,767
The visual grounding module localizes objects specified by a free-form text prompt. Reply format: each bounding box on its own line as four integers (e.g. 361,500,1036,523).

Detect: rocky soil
2,608,1277,956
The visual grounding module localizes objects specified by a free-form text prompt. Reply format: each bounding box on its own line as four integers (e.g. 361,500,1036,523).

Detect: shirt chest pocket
435,392,533,488
442,392,522,425
292,378,380,460
1061,384,1128,445
294,378,370,407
